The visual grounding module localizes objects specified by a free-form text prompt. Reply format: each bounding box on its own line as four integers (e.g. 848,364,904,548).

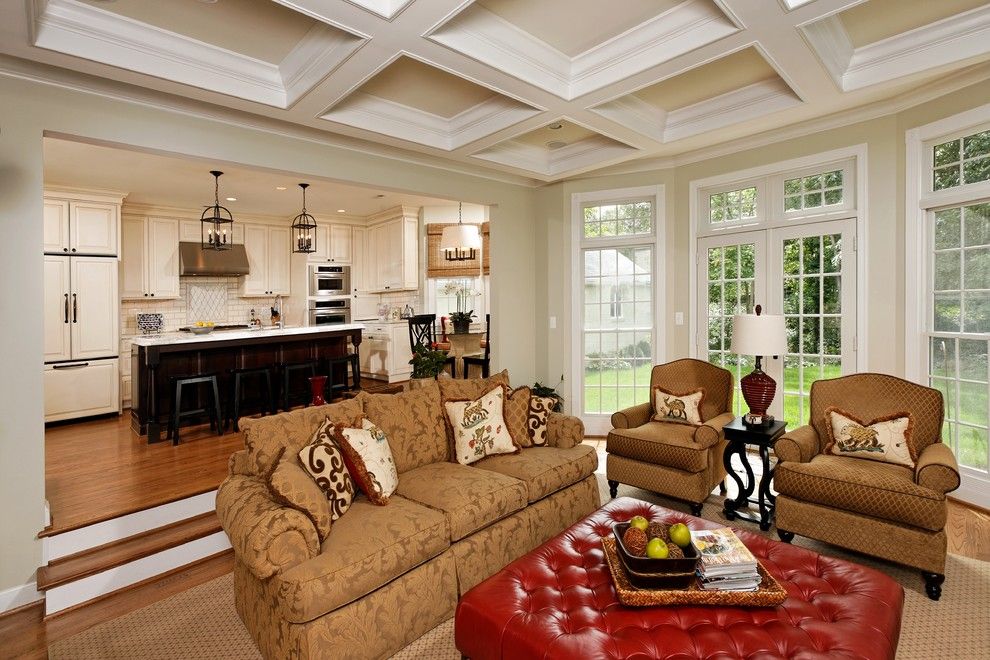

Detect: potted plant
449,310,475,334
441,281,479,333
408,343,450,389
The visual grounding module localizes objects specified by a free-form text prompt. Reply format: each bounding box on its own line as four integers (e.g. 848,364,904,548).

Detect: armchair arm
773,425,821,463
695,412,735,448
227,449,252,476
611,402,652,430
915,442,961,494
546,413,584,449
216,474,319,580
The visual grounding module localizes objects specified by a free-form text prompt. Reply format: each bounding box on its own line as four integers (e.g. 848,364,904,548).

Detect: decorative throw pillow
337,419,399,505
297,417,354,521
445,385,518,465
268,453,333,542
503,386,533,447
652,387,705,425
824,407,916,468
527,395,556,446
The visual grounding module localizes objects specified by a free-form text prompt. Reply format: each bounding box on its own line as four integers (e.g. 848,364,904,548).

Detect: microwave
309,264,350,297
309,298,351,326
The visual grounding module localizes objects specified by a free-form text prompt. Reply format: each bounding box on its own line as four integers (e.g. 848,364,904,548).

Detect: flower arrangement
441,281,479,331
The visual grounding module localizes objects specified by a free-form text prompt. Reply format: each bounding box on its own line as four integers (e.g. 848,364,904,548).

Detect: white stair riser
44,531,231,615
44,490,217,562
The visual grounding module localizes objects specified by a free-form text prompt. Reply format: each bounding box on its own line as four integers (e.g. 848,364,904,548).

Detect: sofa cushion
296,418,354,522
446,385,519,465
267,454,334,542
337,419,398,505
775,454,946,532
396,462,527,541
824,407,916,468
273,495,449,623
438,370,510,401
503,386,532,447
606,422,709,473
363,382,448,473
474,445,598,503
528,396,556,446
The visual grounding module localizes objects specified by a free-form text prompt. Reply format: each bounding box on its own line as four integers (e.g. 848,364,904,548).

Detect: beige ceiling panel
476,0,686,56
79,0,318,63
358,57,497,118
511,121,599,149
838,0,988,48
634,48,778,110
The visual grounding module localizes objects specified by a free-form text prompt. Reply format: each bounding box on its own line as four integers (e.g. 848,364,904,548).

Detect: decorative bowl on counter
188,322,215,335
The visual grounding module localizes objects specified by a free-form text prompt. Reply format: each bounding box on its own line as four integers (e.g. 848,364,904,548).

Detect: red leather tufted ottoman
455,497,903,659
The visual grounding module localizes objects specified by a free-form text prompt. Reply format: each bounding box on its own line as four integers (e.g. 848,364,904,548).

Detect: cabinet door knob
63,248,68,252
150,293,155,297
71,248,77,252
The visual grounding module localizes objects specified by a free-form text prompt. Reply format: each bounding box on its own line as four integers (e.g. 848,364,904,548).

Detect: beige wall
0,75,538,596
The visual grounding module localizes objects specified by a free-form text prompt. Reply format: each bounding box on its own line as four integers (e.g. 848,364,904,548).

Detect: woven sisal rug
49,476,990,659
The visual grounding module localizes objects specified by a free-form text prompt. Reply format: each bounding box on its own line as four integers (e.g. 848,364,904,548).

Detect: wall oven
309,264,350,297
308,298,351,326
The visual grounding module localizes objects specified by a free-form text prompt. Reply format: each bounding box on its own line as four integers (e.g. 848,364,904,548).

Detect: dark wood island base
130,326,362,443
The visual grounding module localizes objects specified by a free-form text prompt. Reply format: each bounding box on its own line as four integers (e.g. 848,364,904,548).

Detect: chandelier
200,170,233,251
290,183,317,254
440,202,482,262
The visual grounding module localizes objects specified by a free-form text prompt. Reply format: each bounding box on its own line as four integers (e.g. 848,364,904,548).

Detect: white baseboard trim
0,581,42,614
44,490,218,562
44,531,231,615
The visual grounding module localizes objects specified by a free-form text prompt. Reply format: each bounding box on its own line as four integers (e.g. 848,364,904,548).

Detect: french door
698,218,857,425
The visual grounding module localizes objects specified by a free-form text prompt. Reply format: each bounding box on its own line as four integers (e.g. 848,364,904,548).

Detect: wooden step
37,512,222,591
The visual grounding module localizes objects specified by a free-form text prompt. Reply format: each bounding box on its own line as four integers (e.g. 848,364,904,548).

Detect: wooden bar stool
166,373,222,445
463,314,491,378
278,360,318,411
226,366,275,432
325,354,361,401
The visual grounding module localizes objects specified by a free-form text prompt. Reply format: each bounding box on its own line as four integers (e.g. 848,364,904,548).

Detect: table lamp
730,305,786,426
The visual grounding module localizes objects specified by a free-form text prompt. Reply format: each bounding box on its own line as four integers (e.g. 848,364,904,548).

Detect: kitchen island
130,324,364,442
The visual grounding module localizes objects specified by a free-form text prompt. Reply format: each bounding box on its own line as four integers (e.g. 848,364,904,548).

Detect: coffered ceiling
2,0,990,184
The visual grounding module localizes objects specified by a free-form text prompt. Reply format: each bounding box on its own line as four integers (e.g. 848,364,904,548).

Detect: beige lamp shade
730,313,786,356
440,223,482,254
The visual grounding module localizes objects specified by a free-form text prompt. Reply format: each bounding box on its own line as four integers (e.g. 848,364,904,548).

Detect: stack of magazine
689,528,761,592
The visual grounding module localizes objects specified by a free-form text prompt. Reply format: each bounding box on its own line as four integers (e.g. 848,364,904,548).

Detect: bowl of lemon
189,321,216,335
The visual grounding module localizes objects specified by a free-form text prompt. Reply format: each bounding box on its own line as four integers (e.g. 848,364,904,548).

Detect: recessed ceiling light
546,140,568,150
226,197,237,201
374,194,386,198
197,0,219,4
547,122,563,130
337,209,346,213
275,186,287,191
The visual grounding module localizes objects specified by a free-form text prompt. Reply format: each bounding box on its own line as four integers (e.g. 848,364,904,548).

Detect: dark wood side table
722,417,787,531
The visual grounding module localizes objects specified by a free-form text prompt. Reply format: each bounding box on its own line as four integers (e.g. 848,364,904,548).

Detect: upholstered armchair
773,373,960,600
607,359,735,515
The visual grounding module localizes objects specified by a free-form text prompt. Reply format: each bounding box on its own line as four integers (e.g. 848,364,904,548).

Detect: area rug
49,476,990,659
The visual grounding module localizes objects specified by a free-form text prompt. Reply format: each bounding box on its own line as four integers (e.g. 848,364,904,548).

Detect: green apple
629,515,649,532
668,523,691,548
646,538,669,559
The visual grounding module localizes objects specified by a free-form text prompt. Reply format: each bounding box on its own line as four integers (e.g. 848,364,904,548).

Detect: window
583,201,652,238
933,129,990,190
709,186,757,224
608,287,623,319
783,169,844,212
428,276,487,320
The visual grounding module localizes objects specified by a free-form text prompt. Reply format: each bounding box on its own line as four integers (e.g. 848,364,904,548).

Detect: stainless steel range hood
179,242,250,276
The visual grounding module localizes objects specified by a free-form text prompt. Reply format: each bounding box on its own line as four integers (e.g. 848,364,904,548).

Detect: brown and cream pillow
527,395,556,446
297,417,355,521
445,385,518,465
337,419,399,506
652,387,705,425
268,452,333,542
824,407,916,468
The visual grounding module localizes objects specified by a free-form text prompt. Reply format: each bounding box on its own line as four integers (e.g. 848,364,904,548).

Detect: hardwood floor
946,498,990,562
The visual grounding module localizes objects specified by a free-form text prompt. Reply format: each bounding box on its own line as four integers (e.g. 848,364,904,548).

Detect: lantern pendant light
200,170,234,251
440,202,482,262
290,183,317,254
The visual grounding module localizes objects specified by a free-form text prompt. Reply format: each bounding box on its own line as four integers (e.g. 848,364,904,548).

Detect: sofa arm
915,442,961,494
773,425,820,463
695,412,735,448
546,413,584,449
216,474,319,580
610,402,652,430
228,450,252,476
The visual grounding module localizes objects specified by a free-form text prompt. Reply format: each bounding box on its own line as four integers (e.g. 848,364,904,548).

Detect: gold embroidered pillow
652,387,705,425
445,385,518,465
503,386,533,447
268,454,333,542
337,419,399,506
297,417,354,521
527,395,556,446
824,408,916,468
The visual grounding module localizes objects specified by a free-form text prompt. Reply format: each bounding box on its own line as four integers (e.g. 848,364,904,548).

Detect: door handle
63,293,69,323
53,362,89,369
72,293,78,323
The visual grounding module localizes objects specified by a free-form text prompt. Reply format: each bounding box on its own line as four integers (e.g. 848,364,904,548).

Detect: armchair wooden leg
777,530,794,543
689,502,704,516
922,572,944,601
607,480,619,499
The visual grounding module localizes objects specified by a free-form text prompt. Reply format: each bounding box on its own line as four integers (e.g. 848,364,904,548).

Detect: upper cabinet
369,210,418,292
44,194,122,256
307,223,353,264
242,224,290,297
121,215,180,300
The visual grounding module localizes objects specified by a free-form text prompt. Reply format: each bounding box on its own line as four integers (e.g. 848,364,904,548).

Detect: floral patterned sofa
216,372,600,660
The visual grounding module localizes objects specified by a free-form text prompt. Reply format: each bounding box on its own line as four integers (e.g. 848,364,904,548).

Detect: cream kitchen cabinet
242,224,290,297
120,216,180,300
371,214,418,292
358,322,413,383
308,224,353,264
44,195,120,256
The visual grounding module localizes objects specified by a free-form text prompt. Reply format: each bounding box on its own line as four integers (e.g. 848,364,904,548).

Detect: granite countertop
130,323,365,347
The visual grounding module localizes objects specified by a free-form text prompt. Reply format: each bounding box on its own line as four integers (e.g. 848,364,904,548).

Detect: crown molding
45,185,128,203
279,23,366,109
590,95,666,142
471,134,638,177
665,78,802,141
343,0,414,21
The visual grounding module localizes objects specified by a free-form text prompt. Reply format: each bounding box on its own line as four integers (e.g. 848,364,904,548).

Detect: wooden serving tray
602,537,788,608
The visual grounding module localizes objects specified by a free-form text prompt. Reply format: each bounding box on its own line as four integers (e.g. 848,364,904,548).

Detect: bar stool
166,373,222,445
226,366,275,432
325,354,361,401
278,360,318,411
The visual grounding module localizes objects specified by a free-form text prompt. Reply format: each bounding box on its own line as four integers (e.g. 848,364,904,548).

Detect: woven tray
602,537,788,608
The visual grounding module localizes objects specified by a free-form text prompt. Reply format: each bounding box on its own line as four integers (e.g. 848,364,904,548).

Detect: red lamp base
740,365,776,426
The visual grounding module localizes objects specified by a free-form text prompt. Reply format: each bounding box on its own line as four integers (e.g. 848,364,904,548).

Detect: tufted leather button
455,496,904,660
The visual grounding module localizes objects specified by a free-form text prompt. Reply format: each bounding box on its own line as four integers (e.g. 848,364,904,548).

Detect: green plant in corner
532,376,565,413
409,343,450,379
